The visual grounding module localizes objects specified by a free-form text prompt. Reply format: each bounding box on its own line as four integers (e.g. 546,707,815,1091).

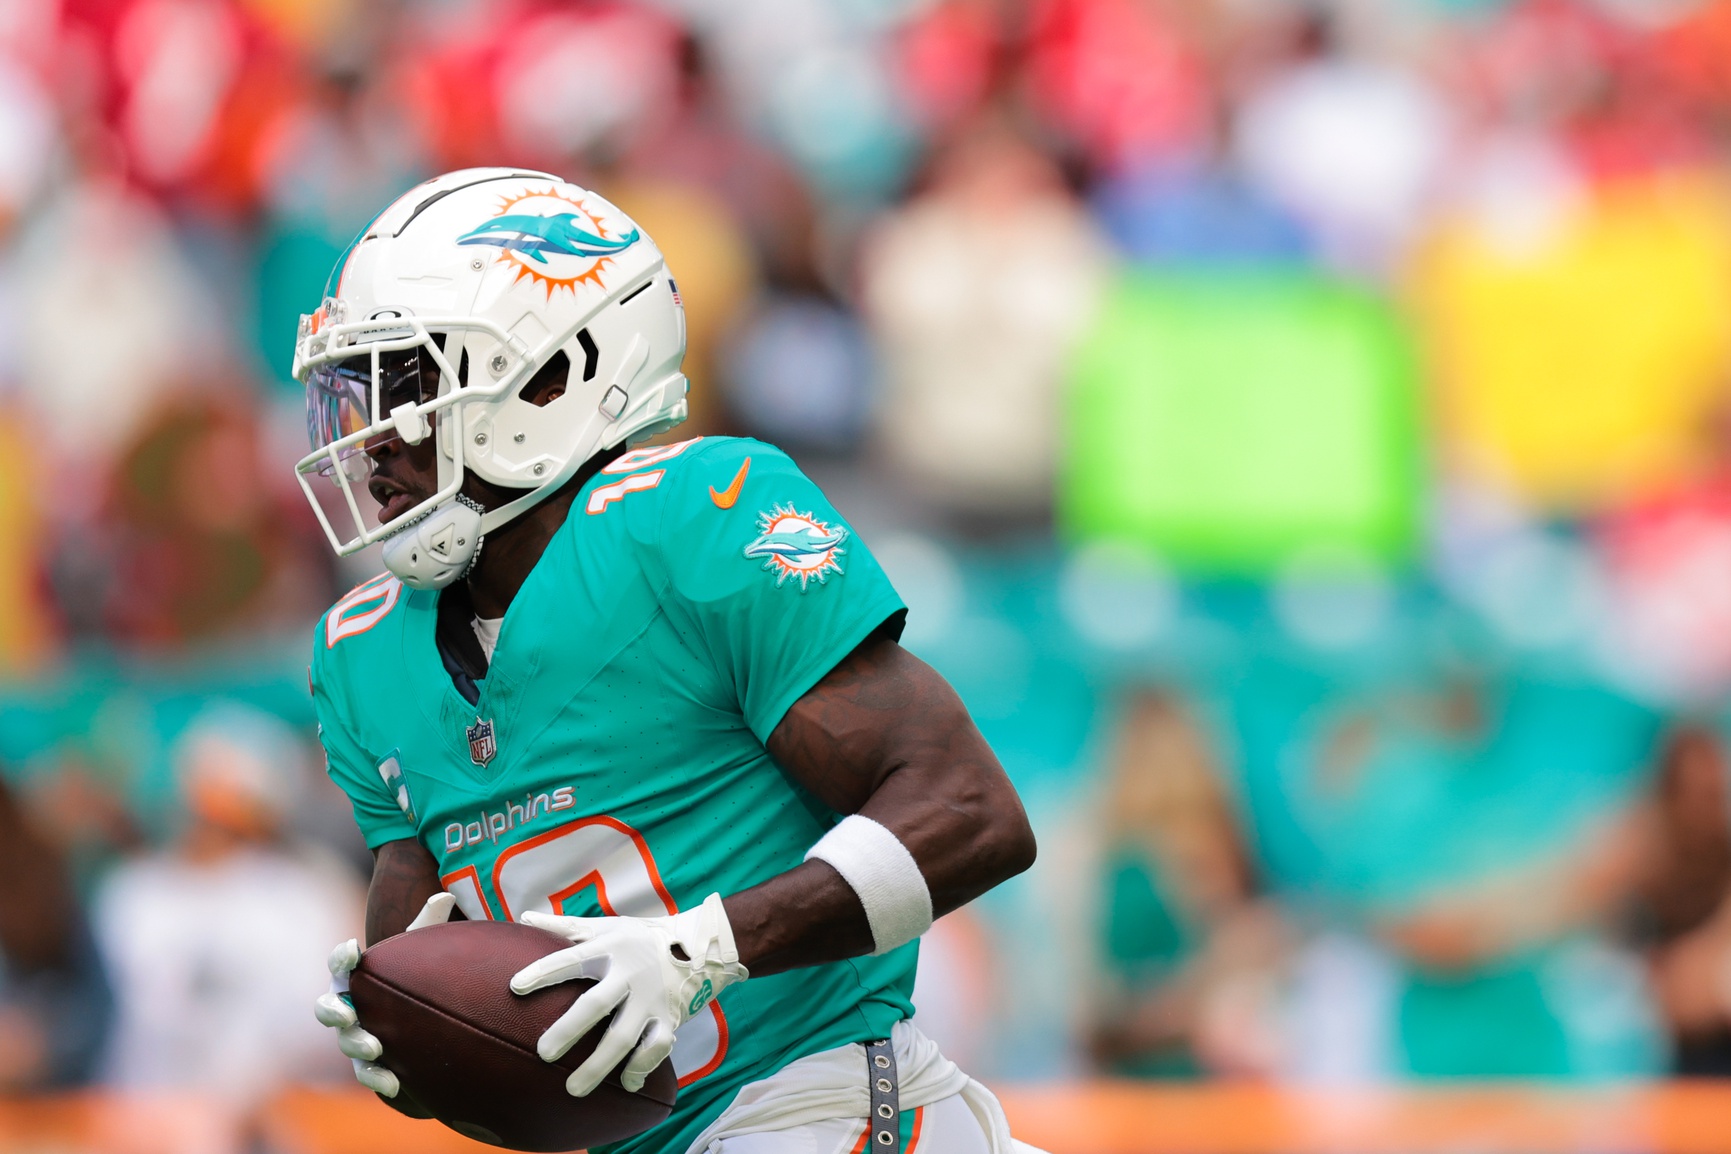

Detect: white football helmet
293,168,688,589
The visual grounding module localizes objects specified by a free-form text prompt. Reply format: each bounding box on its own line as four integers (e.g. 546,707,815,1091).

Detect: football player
303,170,1042,1154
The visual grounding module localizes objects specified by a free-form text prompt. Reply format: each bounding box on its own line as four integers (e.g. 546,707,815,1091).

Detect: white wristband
805,815,933,955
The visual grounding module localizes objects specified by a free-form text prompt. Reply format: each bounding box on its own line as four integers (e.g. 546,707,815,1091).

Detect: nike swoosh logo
710,458,751,509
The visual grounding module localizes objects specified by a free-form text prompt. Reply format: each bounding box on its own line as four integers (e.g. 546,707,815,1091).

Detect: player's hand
313,892,456,1097
510,892,748,1097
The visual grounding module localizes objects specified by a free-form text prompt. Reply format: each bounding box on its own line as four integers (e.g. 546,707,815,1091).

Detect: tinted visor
305,342,446,465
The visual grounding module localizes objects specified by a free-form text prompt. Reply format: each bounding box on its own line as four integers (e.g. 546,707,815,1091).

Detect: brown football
348,919,677,1151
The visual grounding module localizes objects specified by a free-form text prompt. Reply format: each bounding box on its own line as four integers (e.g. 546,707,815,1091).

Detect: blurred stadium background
11,0,1731,1150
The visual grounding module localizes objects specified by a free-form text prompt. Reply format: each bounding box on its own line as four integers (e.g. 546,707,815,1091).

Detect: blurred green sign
1063,273,1423,575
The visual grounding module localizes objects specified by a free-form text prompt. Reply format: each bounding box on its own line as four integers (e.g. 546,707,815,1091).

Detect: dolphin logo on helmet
457,214,642,265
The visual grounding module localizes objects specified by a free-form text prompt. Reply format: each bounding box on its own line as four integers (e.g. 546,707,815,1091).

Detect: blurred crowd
7,0,1731,1112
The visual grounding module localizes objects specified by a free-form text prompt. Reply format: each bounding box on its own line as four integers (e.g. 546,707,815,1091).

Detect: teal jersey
311,437,915,1154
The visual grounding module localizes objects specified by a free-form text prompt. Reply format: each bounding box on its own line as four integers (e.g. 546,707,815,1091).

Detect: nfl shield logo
466,718,497,766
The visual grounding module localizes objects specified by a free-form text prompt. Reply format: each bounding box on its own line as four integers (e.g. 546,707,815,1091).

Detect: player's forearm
723,861,874,975
742,637,1037,975
724,775,1033,976
725,764,1035,976
367,839,450,946
855,745,1039,916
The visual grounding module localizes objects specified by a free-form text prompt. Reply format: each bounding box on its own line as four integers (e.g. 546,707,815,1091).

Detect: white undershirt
473,615,503,663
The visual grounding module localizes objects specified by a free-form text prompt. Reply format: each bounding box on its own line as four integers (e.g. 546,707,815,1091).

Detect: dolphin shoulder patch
744,504,847,590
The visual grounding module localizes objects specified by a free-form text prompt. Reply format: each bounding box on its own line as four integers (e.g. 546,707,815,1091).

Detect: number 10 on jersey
440,815,729,1086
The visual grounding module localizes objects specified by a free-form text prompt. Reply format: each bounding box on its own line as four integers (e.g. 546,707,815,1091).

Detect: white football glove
313,891,456,1097
509,892,749,1097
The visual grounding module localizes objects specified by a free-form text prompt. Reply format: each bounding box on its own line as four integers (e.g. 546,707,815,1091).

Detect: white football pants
709,1090,991,1153
686,1022,1048,1154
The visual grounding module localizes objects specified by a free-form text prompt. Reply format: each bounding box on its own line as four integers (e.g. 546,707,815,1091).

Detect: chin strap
380,496,485,590
453,494,486,581
475,482,560,538
471,432,617,538
380,441,628,591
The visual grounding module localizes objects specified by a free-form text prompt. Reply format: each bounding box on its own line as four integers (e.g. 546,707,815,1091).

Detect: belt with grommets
865,1038,901,1153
